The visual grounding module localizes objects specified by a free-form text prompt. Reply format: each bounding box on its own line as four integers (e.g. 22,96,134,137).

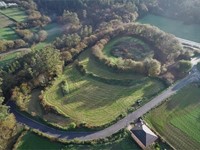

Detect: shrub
61,81,69,95
68,122,76,129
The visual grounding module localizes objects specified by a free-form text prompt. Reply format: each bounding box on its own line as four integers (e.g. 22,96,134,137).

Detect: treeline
92,23,182,77
5,0,51,28
1,47,63,97
0,78,18,150
0,39,27,53
35,0,155,28
151,0,200,24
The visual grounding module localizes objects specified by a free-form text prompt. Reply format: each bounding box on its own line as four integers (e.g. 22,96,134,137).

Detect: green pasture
16,132,63,150
0,27,18,40
0,51,23,67
0,13,13,28
79,49,146,81
32,23,63,50
0,8,27,22
16,131,140,150
43,59,165,126
145,84,200,150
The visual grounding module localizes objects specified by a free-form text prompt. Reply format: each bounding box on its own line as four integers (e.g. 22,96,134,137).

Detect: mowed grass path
145,85,200,150
44,64,164,126
0,8,27,22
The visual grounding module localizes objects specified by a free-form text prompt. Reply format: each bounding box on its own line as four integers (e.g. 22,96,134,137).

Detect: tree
177,60,192,73
38,30,48,42
146,59,161,76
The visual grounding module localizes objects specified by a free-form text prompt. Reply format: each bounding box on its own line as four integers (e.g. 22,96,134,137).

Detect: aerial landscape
0,0,200,150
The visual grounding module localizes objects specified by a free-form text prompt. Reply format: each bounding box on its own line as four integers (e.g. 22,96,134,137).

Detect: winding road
8,63,200,141
7,39,200,141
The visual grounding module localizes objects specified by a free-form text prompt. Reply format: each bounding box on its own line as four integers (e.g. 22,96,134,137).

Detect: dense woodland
0,0,199,149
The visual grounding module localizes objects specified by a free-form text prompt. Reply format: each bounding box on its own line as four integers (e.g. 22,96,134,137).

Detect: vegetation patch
0,27,19,40
0,13,13,28
0,8,27,22
15,131,64,150
145,84,200,150
42,62,165,127
0,51,25,68
105,36,154,61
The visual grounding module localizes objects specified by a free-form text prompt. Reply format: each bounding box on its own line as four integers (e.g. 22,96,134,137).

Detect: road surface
8,64,200,141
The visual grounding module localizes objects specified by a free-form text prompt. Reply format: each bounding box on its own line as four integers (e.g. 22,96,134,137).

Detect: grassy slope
16,131,140,150
32,23,63,51
0,51,23,67
145,85,200,150
0,8,27,22
43,48,165,126
0,27,18,40
16,132,64,150
79,49,146,80
64,135,140,150
0,8,27,40
0,14,13,28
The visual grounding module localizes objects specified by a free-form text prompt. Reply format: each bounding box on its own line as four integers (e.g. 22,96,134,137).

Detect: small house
129,120,158,149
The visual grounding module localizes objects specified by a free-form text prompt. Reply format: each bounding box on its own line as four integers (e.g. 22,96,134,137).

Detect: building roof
131,122,158,147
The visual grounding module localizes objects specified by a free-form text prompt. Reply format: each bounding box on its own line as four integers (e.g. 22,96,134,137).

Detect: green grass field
0,13,13,28
145,84,200,150
0,8,27,22
32,23,63,51
79,49,146,81
43,47,165,126
0,51,25,67
0,27,18,40
16,132,64,150
16,131,140,150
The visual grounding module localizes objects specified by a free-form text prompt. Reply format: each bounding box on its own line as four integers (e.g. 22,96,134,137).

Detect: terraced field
0,8,27,22
0,51,24,67
0,27,18,40
0,14,13,28
145,84,200,150
43,48,165,127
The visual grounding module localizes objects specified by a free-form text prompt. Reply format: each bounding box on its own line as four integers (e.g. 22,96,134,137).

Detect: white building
0,1,18,9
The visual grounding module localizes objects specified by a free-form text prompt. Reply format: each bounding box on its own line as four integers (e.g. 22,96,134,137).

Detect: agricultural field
0,14,13,28
16,131,140,150
0,8,27,40
0,27,18,40
43,48,165,127
0,8,27,22
145,84,200,150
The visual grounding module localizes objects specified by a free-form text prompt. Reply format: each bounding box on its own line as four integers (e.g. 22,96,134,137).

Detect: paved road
177,37,200,48
8,65,200,141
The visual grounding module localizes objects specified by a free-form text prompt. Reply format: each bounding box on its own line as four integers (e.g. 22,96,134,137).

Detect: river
138,14,200,43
